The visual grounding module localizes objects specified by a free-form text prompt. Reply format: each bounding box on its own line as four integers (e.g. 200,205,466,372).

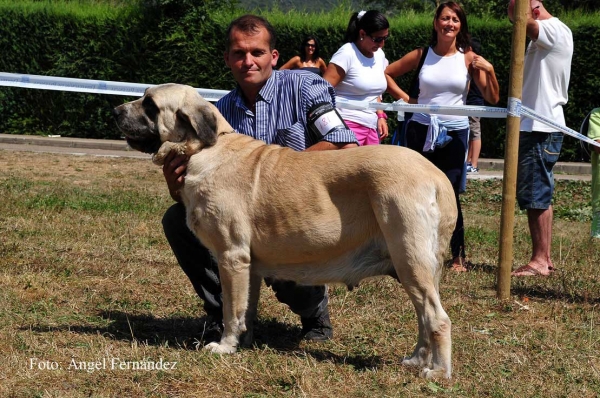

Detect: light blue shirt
216,70,357,151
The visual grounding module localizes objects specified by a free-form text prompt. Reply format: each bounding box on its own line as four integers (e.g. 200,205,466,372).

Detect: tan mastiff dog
113,83,458,379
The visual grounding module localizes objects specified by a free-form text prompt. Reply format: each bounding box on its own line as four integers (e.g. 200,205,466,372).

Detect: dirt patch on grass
0,150,164,190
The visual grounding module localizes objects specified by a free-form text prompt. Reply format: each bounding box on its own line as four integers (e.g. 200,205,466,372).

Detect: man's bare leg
512,206,554,276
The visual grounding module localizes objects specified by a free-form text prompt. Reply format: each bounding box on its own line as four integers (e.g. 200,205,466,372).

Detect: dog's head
113,83,222,164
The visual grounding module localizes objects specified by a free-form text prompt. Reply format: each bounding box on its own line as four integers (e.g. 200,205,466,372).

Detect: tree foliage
386,0,600,17
237,0,600,17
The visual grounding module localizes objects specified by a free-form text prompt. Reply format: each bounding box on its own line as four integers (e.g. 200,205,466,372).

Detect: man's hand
162,150,188,202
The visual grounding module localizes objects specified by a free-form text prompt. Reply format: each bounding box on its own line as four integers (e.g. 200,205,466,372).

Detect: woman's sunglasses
369,35,389,43
305,44,316,48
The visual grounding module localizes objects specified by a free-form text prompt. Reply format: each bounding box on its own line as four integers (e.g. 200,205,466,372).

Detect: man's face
224,27,279,91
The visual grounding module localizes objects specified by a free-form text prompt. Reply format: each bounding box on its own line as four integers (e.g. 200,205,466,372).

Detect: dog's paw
420,367,451,380
152,142,186,166
203,342,237,354
151,153,166,166
401,354,429,368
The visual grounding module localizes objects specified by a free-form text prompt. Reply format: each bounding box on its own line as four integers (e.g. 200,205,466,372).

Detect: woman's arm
318,58,328,75
384,48,422,101
279,56,301,70
468,52,500,104
322,63,346,87
376,96,389,140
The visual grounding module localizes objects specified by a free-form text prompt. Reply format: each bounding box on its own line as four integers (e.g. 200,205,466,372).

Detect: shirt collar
231,70,278,111
257,70,278,104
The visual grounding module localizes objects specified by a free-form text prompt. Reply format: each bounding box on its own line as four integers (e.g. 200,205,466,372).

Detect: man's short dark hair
225,14,277,51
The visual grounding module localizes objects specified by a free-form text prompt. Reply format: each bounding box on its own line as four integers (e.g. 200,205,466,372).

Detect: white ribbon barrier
0,72,229,102
1,72,599,148
337,98,509,119
339,98,600,149
520,106,600,148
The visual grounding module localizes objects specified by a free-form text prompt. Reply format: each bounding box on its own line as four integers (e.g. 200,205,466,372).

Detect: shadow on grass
467,265,600,304
443,260,497,274
511,278,600,304
301,349,384,371
22,311,304,351
464,261,497,274
447,262,600,304
21,312,384,369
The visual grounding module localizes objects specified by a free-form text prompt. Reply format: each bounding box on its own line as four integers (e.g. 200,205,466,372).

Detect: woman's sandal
450,257,468,272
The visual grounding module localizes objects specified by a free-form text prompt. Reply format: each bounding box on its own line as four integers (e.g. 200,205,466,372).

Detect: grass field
1,150,599,397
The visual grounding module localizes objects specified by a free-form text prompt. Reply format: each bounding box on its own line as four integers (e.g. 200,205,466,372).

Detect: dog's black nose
112,107,122,120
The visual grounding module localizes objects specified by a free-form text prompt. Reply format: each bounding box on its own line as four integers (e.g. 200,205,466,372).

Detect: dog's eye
142,96,159,120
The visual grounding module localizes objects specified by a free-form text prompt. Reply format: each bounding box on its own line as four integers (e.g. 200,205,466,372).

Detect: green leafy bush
0,1,598,161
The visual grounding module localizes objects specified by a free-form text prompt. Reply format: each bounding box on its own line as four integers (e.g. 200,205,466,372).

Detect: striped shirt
215,70,357,152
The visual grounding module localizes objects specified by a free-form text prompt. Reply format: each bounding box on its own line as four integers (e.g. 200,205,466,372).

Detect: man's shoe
199,316,223,343
300,310,333,341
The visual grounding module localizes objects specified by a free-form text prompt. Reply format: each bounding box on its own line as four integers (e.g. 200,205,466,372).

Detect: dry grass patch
1,150,600,397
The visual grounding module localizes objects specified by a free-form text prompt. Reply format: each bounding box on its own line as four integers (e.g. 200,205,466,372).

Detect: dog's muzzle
112,106,162,154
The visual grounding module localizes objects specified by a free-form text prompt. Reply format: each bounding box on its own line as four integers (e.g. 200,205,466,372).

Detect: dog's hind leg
400,278,452,379
204,247,251,354
402,241,452,379
391,246,452,379
376,197,452,379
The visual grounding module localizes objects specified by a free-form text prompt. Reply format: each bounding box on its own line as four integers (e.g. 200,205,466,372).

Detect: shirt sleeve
329,44,351,73
535,19,559,51
301,75,358,145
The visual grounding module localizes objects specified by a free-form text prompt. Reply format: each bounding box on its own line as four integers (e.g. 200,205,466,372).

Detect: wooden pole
497,0,528,300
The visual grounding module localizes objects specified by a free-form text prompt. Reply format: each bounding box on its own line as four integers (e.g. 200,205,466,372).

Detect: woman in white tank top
384,2,500,272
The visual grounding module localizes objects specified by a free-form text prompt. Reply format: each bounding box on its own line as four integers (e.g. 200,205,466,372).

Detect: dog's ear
176,100,218,147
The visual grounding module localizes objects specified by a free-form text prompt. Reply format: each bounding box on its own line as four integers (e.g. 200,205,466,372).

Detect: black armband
307,102,348,139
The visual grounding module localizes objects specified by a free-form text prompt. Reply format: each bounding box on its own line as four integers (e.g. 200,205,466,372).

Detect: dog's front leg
204,248,251,354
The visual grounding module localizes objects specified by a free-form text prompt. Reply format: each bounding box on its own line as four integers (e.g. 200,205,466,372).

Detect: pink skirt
345,120,380,146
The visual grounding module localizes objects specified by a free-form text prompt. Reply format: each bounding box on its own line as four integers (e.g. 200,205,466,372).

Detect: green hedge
0,2,598,161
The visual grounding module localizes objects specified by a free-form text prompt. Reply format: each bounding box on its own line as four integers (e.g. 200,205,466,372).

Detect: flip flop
450,258,468,272
511,265,552,277
450,263,467,272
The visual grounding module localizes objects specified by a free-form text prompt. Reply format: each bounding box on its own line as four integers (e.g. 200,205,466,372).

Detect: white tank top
417,48,470,123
